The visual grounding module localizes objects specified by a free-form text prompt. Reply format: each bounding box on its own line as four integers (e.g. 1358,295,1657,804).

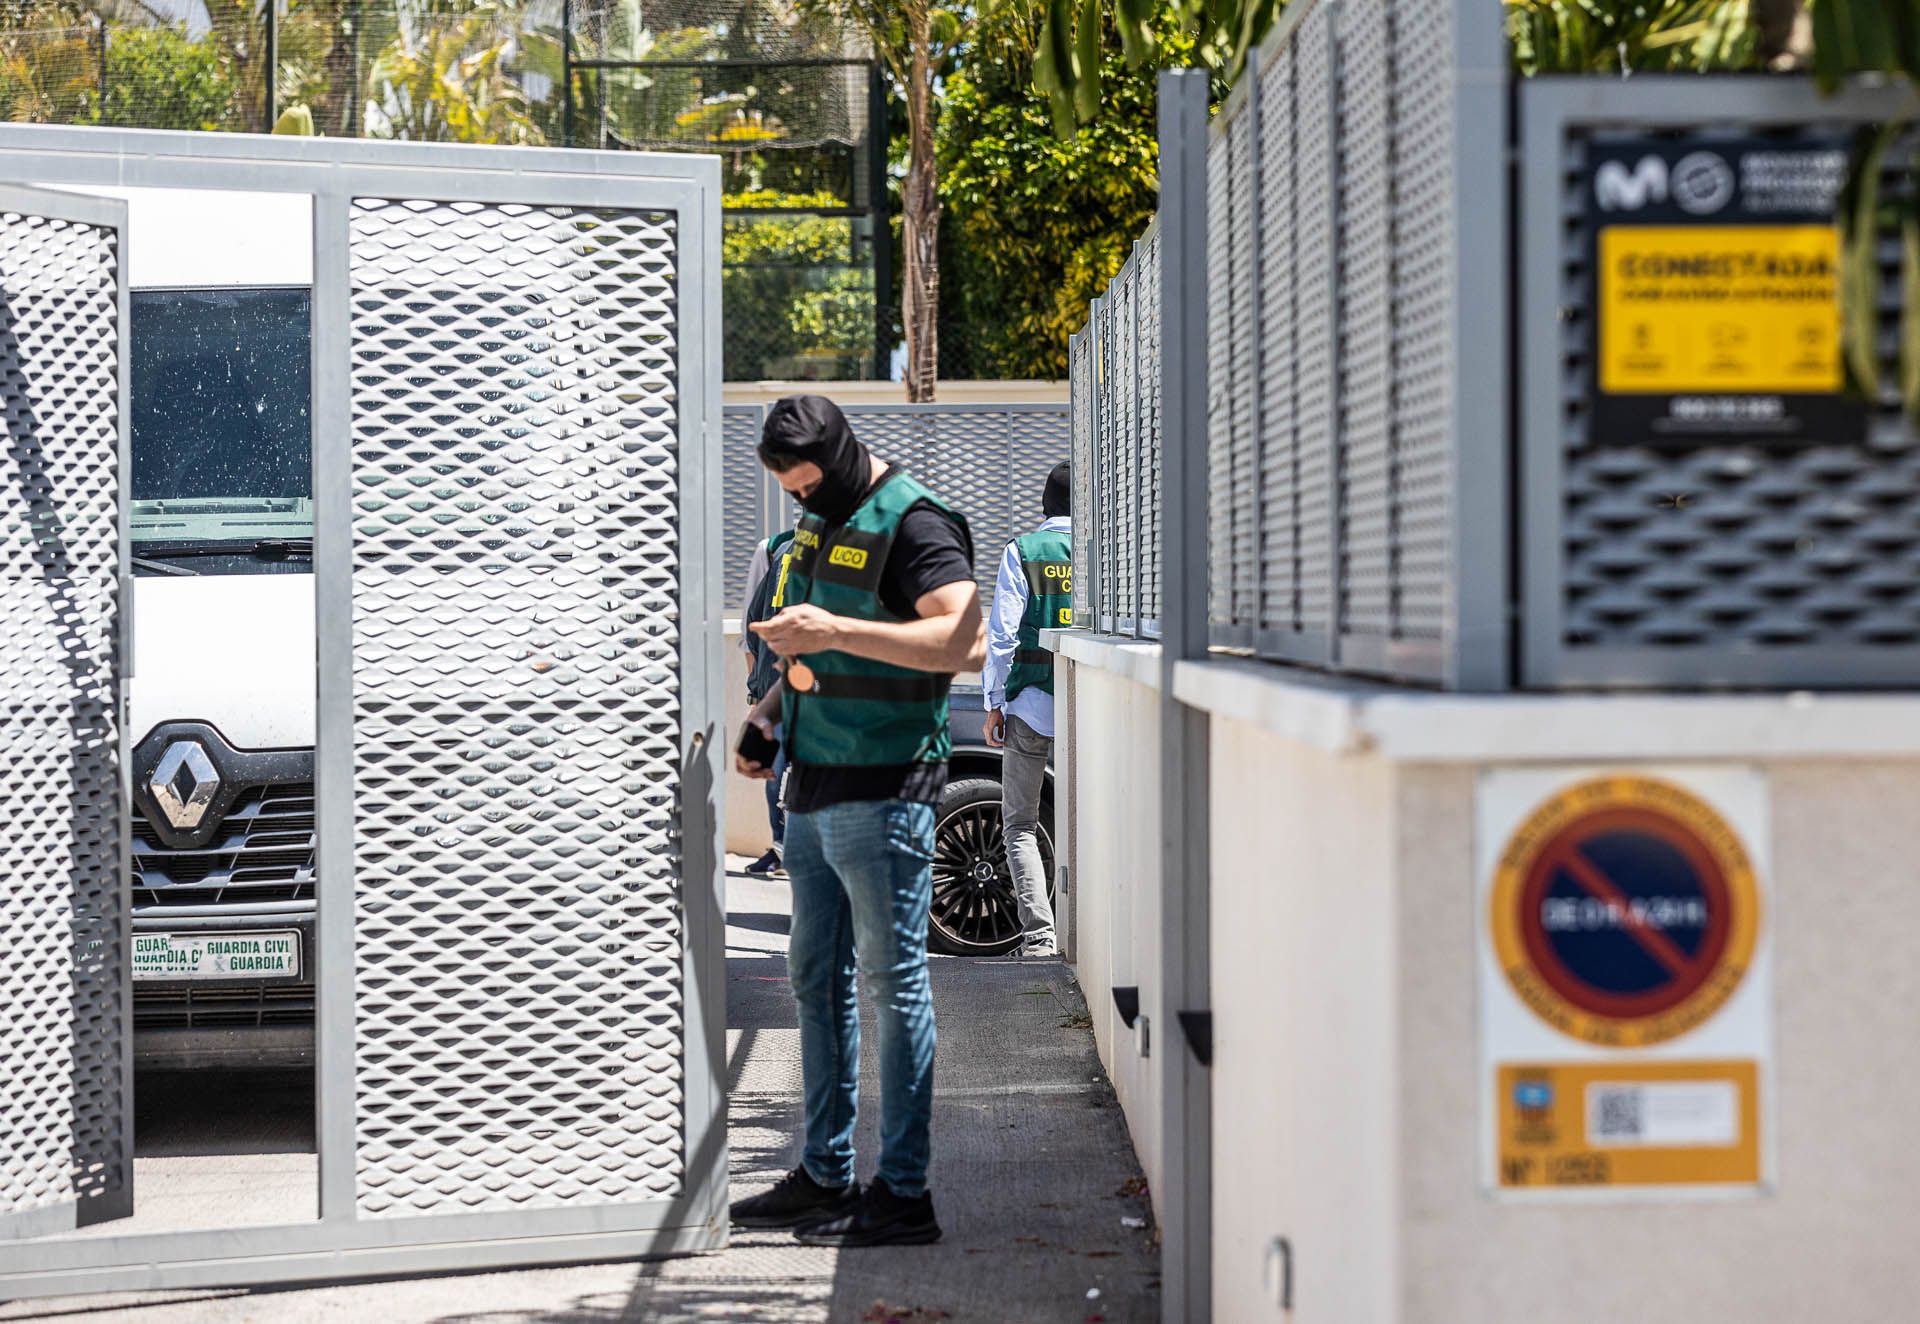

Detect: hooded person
730,394,983,1248
979,459,1072,958
756,394,873,526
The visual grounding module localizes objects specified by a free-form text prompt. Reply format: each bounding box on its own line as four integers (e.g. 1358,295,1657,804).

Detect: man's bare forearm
831,610,985,674
750,679,783,726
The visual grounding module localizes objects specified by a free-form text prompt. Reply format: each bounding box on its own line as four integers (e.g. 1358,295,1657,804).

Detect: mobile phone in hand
736,720,779,768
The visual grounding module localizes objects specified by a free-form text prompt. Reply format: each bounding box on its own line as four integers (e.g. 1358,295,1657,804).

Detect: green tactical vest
1007,528,1073,702
780,471,970,768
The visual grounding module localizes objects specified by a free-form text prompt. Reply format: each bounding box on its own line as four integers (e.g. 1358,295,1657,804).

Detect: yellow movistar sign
1598,224,1841,395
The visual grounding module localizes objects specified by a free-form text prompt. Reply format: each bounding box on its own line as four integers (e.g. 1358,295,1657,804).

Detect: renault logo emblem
150,740,220,831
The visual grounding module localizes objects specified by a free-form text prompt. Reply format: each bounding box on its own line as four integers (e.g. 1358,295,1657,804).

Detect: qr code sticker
1591,1086,1645,1141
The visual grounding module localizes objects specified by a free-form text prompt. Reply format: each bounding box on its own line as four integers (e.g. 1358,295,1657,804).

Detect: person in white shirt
981,462,1072,958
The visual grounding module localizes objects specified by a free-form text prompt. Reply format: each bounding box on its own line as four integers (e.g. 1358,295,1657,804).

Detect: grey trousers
1002,713,1057,954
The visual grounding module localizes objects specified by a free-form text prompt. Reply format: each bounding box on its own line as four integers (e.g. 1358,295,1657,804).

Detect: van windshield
130,287,311,574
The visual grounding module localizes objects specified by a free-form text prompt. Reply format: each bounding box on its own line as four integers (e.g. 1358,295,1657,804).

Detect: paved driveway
0,866,1158,1324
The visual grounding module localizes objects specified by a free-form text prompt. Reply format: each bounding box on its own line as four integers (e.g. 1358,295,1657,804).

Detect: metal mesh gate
342,197,692,1217
0,127,725,1298
0,185,128,1242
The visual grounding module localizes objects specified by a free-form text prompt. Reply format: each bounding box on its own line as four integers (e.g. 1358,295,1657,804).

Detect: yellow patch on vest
828,545,869,569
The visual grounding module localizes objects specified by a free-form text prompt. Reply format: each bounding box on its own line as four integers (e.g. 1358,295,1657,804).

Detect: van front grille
132,781,316,906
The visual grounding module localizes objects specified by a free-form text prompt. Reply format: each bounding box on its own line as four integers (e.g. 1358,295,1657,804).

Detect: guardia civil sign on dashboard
1588,134,1866,446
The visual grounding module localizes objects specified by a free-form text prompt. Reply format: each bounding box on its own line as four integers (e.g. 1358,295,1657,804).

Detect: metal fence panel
1334,0,1394,649
722,403,767,608
1069,0,1506,684
0,186,128,1242
1388,0,1457,647
1205,121,1237,637
1139,231,1164,631
1256,42,1299,647
1070,331,1094,626
1291,0,1339,662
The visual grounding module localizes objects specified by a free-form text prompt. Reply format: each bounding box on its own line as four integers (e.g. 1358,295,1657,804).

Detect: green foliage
0,10,100,127
1806,2,1920,413
1506,0,1765,74
364,0,544,144
939,6,1185,377
1026,0,1277,134
723,190,874,380
100,24,239,131
1806,0,1920,89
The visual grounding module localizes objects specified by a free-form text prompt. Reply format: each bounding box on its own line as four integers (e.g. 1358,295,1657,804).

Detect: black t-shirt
784,498,975,814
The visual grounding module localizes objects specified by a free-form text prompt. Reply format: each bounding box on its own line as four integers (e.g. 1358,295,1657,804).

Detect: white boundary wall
1054,634,1920,1321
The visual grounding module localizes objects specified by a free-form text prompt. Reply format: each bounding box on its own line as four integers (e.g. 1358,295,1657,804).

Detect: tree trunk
901,9,939,403
318,0,361,136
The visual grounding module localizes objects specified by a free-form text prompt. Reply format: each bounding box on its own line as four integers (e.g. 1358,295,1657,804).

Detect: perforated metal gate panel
0,191,127,1241
722,403,768,608
346,197,687,1217
1523,91,1920,686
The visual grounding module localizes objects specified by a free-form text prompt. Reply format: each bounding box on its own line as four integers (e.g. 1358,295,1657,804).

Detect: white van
93,187,318,1068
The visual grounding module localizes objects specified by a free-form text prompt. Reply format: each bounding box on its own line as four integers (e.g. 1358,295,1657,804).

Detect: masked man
731,395,983,1247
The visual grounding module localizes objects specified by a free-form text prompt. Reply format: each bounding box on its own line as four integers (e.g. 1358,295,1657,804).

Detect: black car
931,683,1056,956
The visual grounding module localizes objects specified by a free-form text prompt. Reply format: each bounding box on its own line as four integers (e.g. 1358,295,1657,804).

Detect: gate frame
0,125,727,1299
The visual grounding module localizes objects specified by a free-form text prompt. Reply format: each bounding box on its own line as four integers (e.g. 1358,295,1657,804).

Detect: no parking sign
1477,768,1773,1196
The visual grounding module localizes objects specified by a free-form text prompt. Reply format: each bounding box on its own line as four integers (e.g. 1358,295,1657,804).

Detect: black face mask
758,394,871,526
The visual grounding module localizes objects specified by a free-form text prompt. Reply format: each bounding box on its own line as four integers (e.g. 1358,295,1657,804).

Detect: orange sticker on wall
1497,1060,1760,1190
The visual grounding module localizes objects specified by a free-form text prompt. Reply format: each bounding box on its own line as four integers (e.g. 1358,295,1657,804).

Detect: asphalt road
0,861,1158,1322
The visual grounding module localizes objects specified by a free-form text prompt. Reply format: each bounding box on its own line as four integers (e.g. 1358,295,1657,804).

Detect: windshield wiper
136,538,314,562
132,555,200,577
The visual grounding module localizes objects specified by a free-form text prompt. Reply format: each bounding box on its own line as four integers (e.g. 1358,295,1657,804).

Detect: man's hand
749,603,843,656
984,707,1006,748
734,712,779,781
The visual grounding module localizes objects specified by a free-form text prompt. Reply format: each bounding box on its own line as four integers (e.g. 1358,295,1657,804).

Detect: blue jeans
784,797,937,1197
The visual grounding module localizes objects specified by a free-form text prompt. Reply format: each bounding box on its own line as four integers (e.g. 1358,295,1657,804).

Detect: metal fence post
1156,65,1212,1324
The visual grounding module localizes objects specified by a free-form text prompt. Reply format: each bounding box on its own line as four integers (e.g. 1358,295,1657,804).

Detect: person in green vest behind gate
731,394,984,1247
982,461,1072,958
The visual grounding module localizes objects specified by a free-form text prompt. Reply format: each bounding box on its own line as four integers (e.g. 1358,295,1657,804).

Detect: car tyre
928,776,1054,957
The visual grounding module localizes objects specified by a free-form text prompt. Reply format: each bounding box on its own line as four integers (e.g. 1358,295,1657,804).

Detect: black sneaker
744,849,782,877
794,1179,941,1247
730,1167,858,1229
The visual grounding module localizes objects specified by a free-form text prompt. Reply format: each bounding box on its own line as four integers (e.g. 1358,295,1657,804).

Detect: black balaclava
759,394,872,525
1043,461,1071,519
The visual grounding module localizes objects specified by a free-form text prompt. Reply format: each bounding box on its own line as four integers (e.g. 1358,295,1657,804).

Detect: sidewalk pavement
0,864,1158,1324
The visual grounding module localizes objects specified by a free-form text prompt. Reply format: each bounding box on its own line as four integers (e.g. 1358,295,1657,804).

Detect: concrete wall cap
1168,656,1920,763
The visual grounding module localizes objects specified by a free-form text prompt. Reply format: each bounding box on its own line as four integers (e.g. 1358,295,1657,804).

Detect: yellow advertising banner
1496,1059,1761,1190
1598,224,1841,395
